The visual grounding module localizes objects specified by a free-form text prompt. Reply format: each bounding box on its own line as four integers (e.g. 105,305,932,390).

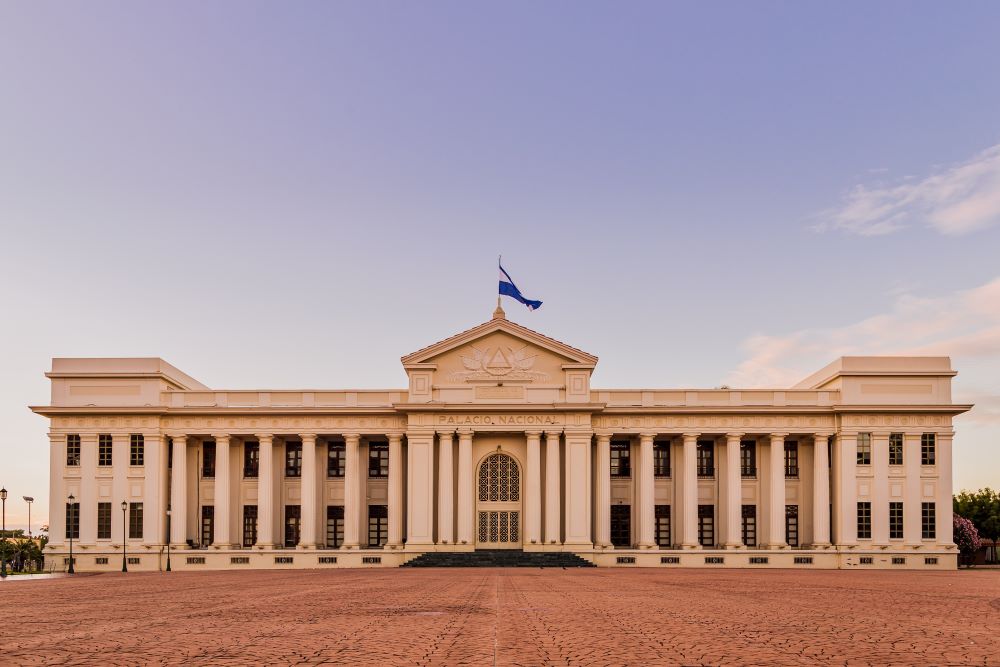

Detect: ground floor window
129,502,144,540
890,502,904,540
201,505,214,547
98,502,111,540
857,502,872,540
654,505,671,547
65,502,80,540
243,505,258,547
741,505,756,547
698,505,714,547
922,502,936,540
368,505,388,547
284,505,301,547
327,505,344,548
785,505,798,547
611,504,631,547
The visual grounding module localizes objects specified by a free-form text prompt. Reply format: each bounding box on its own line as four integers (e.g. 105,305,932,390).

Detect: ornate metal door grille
476,453,521,549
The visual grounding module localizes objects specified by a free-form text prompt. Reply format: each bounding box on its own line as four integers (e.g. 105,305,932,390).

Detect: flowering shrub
953,513,982,567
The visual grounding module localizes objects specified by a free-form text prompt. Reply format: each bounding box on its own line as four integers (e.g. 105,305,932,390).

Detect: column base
211,543,233,550
637,542,656,550
340,543,361,550
169,542,192,550
811,542,832,549
766,543,787,550
254,543,275,550
386,542,404,550
723,543,744,550
296,543,318,550
681,543,701,550
594,543,614,550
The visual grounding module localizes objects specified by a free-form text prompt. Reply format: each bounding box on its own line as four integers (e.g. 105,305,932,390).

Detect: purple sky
2,1,999,530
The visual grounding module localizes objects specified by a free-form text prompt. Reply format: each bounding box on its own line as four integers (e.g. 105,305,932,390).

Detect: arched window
478,453,520,502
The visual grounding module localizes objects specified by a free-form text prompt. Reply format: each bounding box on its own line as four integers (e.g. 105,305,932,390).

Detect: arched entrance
476,452,522,549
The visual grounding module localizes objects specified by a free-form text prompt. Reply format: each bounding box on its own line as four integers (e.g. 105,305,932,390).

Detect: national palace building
33,306,971,570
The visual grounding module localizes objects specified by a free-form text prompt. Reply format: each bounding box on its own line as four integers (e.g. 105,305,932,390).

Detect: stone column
936,432,954,546
456,430,473,546
256,434,274,548
681,433,699,548
213,434,232,548
638,433,656,548
767,433,787,549
903,433,921,547
544,430,561,545
812,433,831,547
563,431,592,548
299,434,317,548
834,434,857,545
437,432,454,545
872,432,890,546
525,431,542,547
79,434,97,545
48,434,66,548
170,435,188,547
724,433,743,549
387,433,404,549
343,434,361,549
595,433,612,549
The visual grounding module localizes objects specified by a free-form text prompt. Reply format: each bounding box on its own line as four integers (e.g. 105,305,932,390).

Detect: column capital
639,432,656,442
595,432,612,445
543,429,563,438
812,432,833,441
725,432,745,442
387,432,403,445
212,433,232,443
254,433,273,443
682,432,700,442
168,433,188,443
769,432,789,440
438,431,455,442
524,430,543,438
344,433,360,446
300,433,317,445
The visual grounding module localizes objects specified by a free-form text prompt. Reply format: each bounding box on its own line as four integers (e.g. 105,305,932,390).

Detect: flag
498,259,543,311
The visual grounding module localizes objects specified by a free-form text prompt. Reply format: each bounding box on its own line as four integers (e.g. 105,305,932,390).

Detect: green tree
953,488,1000,562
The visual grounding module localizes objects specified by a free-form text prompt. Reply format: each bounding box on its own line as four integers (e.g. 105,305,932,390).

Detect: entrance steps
401,550,596,568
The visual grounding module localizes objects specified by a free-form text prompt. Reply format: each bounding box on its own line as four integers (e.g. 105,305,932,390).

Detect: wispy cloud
815,144,1000,236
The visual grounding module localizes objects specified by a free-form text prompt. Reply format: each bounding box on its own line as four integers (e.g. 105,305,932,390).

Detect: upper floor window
327,441,345,477
740,441,756,477
653,441,670,477
696,441,714,477
243,442,259,478
285,442,302,477
784,441,799,478
130,434,145,466
889,433,904,466
66,434,81,467
856,433,871,466
368,443,389,478
921,433,936,466
202,441,216,478
98,434,113,467
610,441,631,477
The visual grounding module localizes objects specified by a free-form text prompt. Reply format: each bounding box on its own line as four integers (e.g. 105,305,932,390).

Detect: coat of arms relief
452,345,549,382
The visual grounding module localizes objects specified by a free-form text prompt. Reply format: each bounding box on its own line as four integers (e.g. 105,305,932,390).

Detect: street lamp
67,493,75,574
23,497,33,538
165,507,172,572
121,500,128,573
1,487,7,579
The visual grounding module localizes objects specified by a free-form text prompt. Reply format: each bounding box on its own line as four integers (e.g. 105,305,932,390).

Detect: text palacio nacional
35,305,970,570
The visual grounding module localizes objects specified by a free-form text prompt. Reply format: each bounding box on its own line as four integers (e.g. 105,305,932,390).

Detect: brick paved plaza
2,568,998,666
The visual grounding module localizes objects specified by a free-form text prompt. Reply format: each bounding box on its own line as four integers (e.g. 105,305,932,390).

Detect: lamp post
23,496,33,538
1,487,7,579
165,508,172,572
67,493,75,574
121,500,128,573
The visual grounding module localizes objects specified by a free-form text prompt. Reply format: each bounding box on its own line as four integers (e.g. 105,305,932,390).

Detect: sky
1,1,999,532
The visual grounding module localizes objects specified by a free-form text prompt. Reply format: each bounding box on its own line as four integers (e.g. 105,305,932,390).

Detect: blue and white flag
498,260,543,311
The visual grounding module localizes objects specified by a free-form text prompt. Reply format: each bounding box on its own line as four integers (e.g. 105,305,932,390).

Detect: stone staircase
402,550,596,568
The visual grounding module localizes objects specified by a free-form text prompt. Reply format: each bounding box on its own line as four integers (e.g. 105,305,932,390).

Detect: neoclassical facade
34,307,970,570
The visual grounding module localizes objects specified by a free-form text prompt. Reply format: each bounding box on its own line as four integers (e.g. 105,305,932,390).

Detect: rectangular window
98,434,113,467
889,433,904,466
610,441,631,477
129,502,143,540
285,442,302,477
327,442,345,477
243,505,258,547
890,502,904,540
202,441,216,478
741,505,757,547
129,434,144,466
368,504,388,547
66,434,81,466
785,505,799,547
698,505,715,547
857,501,872,540
921,433,936,465
784,441,799,478
610,504,631,547
200,505,213,546
922,502,936,539
653,441,671,477
326,505,344,548
65,502,80,540
368,443,389,478
857,433,871,465
97,502,112,540
243,442,259,478
284,505,301,547
740,441,756,477
654,504,671,547
696,441,714,477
